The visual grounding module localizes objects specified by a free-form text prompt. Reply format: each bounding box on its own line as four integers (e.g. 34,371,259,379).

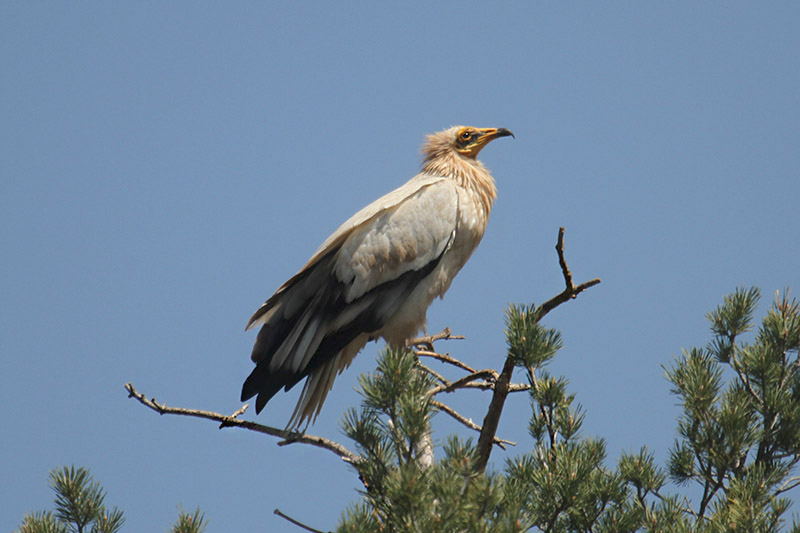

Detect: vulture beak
478,127,515,141
460,127,514,157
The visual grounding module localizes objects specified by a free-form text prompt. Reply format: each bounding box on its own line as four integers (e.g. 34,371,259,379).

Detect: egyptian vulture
241,125,513,428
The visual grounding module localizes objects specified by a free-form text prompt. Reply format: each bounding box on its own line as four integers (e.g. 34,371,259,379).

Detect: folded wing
241,174,459,428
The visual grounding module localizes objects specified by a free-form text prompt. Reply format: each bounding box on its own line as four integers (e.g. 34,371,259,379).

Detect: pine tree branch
273,508,328,533
415,349,477,373
475,356,517,472
124,382,361,466
416,360,450,386
535,227,602,322
728,344,763,406
428,369,498,395
651,489,699,518
475,227,600,473
452,381,530,393
417,357,529,396
775,476,800,496
431,399,514,449
407,327,466,348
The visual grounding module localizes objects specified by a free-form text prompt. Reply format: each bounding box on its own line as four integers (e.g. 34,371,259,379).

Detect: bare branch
775,476,800,496
556,226,574,288
407,327,465,348
415,350,476,373
433,380,529,393
536,228,601,321
475,227,600,473
124,382,361,466
428,369,498,396
431,399,514,449
274,508,328,533
229,403,249,420
416,360,450,386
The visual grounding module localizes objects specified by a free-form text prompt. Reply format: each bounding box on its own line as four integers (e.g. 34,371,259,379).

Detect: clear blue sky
2,3,798,531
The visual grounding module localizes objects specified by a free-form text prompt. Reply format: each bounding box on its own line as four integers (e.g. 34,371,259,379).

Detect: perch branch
124,382,361,466
475,227,601,473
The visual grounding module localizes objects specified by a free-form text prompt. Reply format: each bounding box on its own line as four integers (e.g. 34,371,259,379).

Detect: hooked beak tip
496,128,514,139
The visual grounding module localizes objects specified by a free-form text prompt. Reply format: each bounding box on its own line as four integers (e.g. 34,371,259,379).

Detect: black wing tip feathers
241,363,295,414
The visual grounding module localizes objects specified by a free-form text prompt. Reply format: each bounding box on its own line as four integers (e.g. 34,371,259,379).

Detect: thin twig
475,227,600,473
416,350,476,373
556,226,574,288
124,382,361,466
651,490,699,518
228,403,249,420
775,476,800,496
435,380,530,393
407,327,466,348
428,369,498,396
431,399,514,449
535,227,601,321
416,360,450,386
274,508,328,533
729,346,764,406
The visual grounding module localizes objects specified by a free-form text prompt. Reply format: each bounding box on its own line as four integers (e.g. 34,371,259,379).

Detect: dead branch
416,360,450,386
432,399,515,450
428,369,498,396
536,227,602,321
124,382,361,466
415,350,476,373
229,403,248,419
274,508,327,533
407,327,465,348
431,380,529,393
475,227,600,473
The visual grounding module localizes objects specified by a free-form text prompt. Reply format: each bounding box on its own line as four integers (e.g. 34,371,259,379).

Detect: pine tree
665,287,800,531
337,287,800,532
17,466,208,533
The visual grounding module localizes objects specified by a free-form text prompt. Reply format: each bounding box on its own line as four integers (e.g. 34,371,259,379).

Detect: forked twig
407,327,465,348
124,382,360,466
536,227,602,321
475,227,600,472
428,369,498,396
415,350,476,373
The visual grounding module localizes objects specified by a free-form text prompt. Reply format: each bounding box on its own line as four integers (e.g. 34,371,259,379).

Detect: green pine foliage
18,466,125,533
16,511,69,533
17,466,207,533
664,287,800,531
338,287,800,532
170,507,208,533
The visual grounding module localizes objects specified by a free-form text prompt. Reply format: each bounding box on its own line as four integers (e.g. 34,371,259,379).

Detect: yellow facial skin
453,127,515,158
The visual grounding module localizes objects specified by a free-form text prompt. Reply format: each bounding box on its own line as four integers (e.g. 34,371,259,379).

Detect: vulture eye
460,131,473,141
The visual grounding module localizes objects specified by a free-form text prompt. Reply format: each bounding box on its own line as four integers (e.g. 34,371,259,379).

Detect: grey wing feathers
241,177,459,426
